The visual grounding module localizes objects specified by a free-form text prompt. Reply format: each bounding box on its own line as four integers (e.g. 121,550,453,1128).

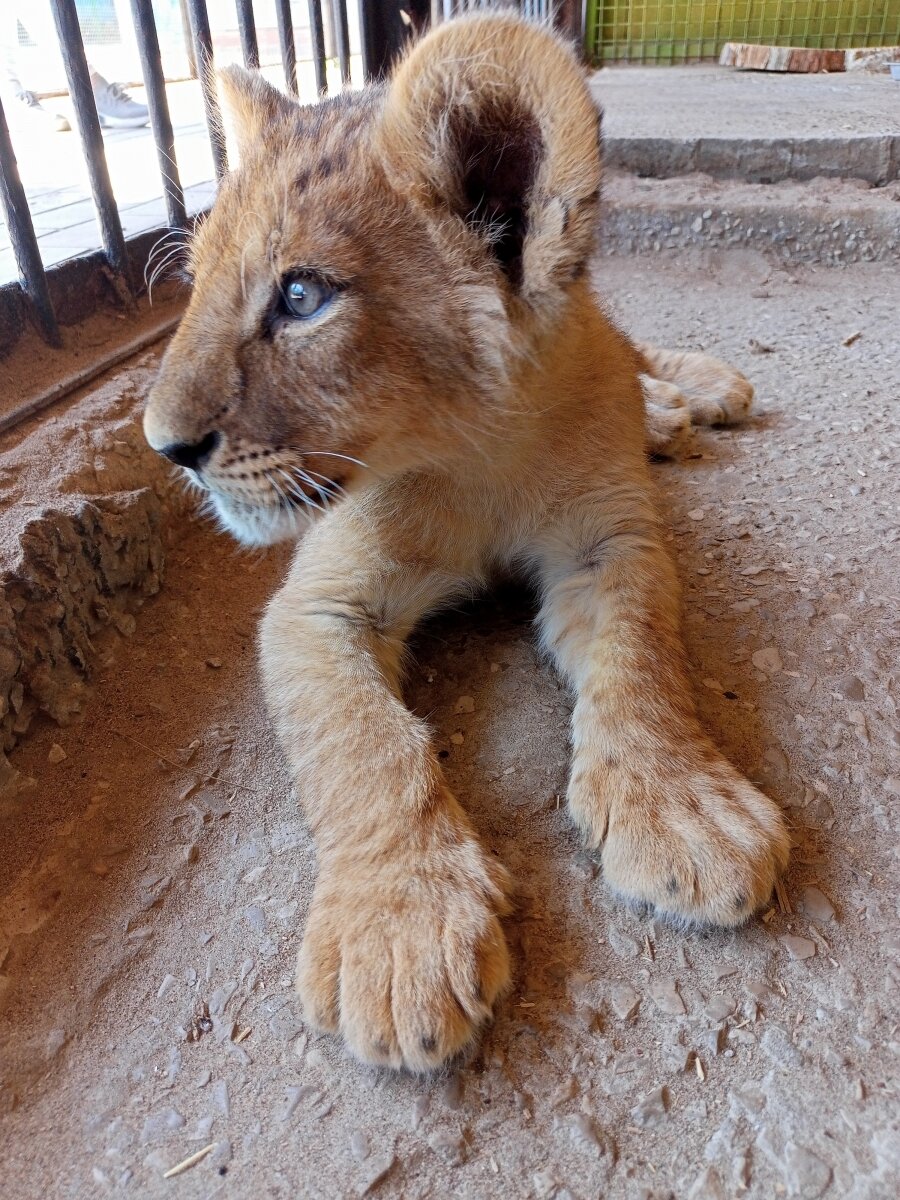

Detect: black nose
159,431,220,471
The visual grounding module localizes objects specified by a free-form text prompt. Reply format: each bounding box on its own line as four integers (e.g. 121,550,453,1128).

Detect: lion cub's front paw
296,813,511,1072
571,748,789,928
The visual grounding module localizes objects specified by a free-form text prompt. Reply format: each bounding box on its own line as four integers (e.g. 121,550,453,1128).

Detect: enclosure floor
593,64,897,141
1,252,897,1198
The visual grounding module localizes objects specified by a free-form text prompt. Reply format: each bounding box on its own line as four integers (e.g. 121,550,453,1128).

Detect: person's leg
1,5,70,132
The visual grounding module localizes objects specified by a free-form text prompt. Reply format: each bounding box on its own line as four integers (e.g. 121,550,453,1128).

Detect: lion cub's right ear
217,65,298,166
377,14,601,321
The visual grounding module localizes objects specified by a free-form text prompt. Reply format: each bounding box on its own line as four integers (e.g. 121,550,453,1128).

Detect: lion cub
144,13,788,1072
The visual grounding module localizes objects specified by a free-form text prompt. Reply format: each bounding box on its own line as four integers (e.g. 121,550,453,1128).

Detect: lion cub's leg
535,485,788,926
259,506,510,1072
641,375,692,458
638,342,754,433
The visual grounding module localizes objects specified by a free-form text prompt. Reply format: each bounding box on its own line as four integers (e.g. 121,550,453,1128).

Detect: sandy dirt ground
0,251,898,1199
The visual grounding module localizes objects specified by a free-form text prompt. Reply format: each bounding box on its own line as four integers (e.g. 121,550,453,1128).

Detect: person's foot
91,74,149,128
11,89,70,132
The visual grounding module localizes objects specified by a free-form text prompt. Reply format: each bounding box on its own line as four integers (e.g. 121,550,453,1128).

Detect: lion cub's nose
158,430,221,472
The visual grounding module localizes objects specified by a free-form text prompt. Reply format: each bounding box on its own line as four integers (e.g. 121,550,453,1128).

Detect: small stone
157,974,177,999
45,1028,67,1059
428,1130,465,1165
608,926,641,959
780,935,816,961
688,1166,726,1200
356,1153,395,1196
206,658,223,669
687,508,706,521
705,996,736,1022
450,731,464,745
834,674,865,701
650,978,686,1015
631,1086,668,1128
350,1130,369,1161
798,886,835,923
47,743,67,764
411,1095,430,1130
569,1113,605,1157
783,1142,832,1198
752,647,783,675
442,1072,463,1110
761,1024,802,1068
454,695,475,714
611,984,641,1020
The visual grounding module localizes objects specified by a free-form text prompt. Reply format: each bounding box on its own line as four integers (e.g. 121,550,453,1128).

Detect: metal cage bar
334,0,353,84
129,0,187,229
0,97,61,347
184,0,228,178
49,0,133,294
235,0,261,68
308,0,328,94
274,0,299,94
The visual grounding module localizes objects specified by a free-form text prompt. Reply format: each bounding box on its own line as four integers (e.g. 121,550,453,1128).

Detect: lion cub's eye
281,273,334,320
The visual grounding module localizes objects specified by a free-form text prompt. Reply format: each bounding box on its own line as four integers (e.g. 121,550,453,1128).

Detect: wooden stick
163,1142,217,1179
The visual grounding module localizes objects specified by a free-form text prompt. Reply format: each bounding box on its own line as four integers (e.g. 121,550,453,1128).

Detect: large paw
296,806,511,1072
569,746,789,928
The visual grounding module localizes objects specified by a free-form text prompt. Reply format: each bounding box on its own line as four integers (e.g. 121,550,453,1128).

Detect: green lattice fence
585,1,900,64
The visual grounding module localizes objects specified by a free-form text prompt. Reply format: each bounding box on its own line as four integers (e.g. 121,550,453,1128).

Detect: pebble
650,978,686,1015
450,731,465,745
157,974,177,999
631,1086,669,1128
454,695,475,714
350,1130,369,1161
705,996,736,1022
688,1166,726,1199
834,674,865,701
687,508,706,521
411,1095,430,1130
760,1025,803,1069
442,1073,464,1110
356,1153,395,1196
783,1142,832,1198
608,926,641,959
610,983,641,1020
780,935,817,961
568,1113,605,1157
427,1130,465,1166
47,743,67,764
798,886,835,923
752,647,783,675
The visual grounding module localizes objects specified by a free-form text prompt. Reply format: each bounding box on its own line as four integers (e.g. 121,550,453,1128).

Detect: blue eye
282,274,334,320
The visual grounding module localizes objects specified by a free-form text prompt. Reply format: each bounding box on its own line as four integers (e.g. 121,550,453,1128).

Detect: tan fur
143,13,788,1073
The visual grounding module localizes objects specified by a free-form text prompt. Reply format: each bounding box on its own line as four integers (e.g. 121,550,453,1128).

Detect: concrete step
599,171,900,265
592,66,900,185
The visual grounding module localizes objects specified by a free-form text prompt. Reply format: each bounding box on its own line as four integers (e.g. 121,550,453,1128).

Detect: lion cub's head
143,13,600,545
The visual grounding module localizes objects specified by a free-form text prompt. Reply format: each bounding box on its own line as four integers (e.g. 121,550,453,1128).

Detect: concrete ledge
604,135,900,186
600,172,900,264
0,354,187,797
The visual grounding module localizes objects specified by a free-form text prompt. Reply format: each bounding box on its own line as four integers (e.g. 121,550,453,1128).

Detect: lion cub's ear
377,14,601,315
218,65,298,165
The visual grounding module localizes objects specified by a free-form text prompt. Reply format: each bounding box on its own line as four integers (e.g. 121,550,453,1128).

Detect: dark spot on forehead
295,169,310,193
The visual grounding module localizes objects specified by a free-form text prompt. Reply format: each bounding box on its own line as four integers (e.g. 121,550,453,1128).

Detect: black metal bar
308,0,328,95
333,0,352,84
184,0,227,178
49,0,133,294
274,0,298,94
235,0,260,68
358,0,408,81
0,97,61,347
129,0,187,228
